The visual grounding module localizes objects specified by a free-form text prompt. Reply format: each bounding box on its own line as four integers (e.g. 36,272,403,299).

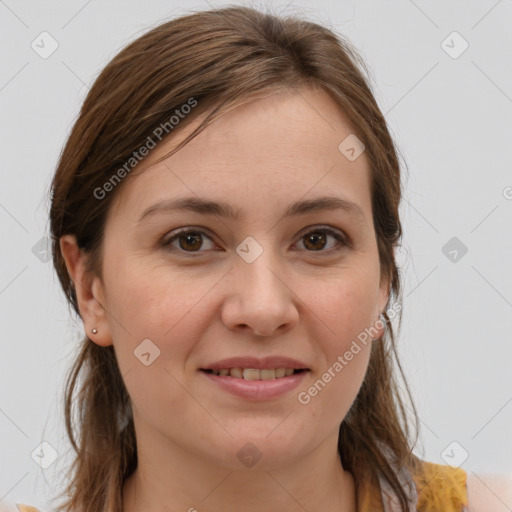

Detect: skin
61,86,389,512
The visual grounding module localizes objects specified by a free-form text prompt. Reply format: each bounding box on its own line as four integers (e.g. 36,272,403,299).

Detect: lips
200,364,309,400
199,356,310,398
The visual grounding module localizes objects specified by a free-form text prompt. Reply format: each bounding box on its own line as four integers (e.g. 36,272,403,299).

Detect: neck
122,426,357,512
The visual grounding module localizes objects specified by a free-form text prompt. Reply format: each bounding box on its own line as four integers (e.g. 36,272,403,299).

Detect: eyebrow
137,195,367,226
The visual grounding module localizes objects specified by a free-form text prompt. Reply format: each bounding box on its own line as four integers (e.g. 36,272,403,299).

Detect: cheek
107,267,217,427
108,261,218,340
307,268,379,346
300,269,377,407
106,261,221,364
302,307,372,427
297,322,372,430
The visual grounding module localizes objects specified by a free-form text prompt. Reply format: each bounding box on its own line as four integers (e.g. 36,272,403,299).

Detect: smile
202,368,306,379
200,368,309,400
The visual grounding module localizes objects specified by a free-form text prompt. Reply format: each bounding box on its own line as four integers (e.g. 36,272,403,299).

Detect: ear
59,234,113,347
373,271,391,340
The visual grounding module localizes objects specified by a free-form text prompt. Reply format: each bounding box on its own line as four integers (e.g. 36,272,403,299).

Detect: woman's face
74,87,389,470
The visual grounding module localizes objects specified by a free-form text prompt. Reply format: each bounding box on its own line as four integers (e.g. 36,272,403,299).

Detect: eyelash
160,225,349,256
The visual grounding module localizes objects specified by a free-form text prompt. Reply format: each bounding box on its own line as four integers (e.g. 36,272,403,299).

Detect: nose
220,255,299,338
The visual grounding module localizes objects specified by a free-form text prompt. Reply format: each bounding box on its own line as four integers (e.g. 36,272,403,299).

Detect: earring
91,328,98,334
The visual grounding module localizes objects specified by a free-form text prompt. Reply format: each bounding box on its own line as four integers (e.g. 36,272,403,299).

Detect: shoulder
410,459,468,511
466,472,512,512
410,460,512,512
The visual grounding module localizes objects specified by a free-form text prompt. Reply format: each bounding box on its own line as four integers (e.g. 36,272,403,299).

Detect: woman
10,5,511,512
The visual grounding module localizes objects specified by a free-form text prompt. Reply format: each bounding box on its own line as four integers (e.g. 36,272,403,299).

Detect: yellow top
15,460,468,512
357,459,468,512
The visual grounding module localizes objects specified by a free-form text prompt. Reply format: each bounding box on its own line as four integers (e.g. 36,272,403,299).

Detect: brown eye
303,232,327,251
177,232,203,251
162,229,216,253
297,228,346,253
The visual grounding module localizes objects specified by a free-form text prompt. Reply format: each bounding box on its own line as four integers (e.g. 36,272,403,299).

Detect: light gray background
1,0,511,510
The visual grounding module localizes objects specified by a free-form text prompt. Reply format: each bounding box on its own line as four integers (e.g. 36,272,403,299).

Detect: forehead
109,87,372,223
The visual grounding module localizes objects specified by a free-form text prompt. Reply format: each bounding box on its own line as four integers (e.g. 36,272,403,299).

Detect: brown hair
49,5,421,512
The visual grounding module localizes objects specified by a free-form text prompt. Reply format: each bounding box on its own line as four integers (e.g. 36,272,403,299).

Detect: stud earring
91,328,98,334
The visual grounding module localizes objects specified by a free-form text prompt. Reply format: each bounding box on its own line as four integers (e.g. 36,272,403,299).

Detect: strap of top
377,463,418,512
376,443,418,512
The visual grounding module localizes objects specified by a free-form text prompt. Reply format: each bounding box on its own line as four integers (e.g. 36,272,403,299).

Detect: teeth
260,369,276,380
243,369,261,380
230,368,243,379
209,367,302,380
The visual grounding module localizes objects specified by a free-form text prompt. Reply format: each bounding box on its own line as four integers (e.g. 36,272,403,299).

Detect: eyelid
161,224,349,254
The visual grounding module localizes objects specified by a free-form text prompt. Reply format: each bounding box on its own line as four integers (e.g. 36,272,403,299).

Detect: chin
219,432,307,471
